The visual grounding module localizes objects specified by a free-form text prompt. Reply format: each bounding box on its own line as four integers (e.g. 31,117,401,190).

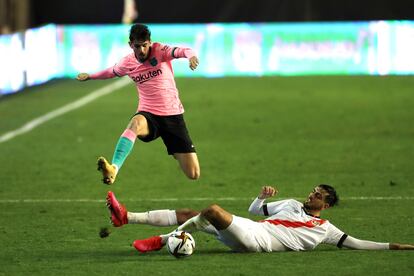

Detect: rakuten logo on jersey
131,69,162,84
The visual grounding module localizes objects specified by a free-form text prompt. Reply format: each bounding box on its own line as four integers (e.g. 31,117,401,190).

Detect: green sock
111,136,135,170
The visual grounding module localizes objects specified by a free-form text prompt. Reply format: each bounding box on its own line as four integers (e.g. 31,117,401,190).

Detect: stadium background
1,0,413,275
2,0,414,31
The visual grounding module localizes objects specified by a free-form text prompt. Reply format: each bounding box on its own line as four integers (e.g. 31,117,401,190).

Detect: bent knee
200,204,232,230
129,115,148,136
201,204,222,218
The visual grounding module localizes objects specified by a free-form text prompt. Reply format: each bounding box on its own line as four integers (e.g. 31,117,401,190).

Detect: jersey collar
302,207,321,218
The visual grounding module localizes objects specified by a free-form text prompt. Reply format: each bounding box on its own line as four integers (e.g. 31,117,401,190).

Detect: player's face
130,40,151,62
303,186,329,211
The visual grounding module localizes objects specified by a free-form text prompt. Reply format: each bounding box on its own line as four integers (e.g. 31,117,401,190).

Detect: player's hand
258,186,278,199
76,73,90,81
389,243,414,250
189,56,199,71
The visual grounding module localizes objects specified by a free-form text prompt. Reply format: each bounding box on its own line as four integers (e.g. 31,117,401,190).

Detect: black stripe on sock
337,234,348,248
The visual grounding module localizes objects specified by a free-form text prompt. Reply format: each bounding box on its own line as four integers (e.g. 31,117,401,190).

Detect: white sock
160,215,210,243
127,210,177,226
201,224,219,235
127,212,148,224
176,214,211,233
148,210,177,226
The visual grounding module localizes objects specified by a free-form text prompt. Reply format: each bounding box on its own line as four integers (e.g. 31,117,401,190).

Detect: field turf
0,76,413,275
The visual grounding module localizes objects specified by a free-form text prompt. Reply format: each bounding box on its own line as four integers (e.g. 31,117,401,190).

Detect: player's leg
133,204,227,253
98,114,149,184
176,209,200,224
174,152,200,180
107,191,199,227
128,208,199,226
112,114,150,169
133,205,264,253
198,205,265,252
168,204,227,235
160,114,200,180
200,204,233,230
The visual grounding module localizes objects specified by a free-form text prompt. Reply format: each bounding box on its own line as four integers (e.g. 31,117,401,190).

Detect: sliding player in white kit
106,185,414,253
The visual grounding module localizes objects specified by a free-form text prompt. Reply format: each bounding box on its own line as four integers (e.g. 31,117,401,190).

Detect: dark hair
129,24,151,42
318,184,339,207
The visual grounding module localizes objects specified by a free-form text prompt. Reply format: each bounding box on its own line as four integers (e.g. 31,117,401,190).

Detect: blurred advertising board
1,21,414,95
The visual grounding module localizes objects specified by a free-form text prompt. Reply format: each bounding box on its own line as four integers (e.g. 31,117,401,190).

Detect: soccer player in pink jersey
76,24,200,185
106,185,414,253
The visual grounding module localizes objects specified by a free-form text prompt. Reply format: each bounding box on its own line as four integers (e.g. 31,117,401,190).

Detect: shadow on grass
35,247,234,264
29,245,356,266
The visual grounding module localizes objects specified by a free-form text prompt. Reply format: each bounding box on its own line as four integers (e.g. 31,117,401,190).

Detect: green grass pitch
0,76,413,275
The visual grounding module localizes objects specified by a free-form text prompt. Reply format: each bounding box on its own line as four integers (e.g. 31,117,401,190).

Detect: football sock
201,224,219,235
111,129,136,169
127,212,148,224
159,215,213,243
159,215,209,244
176,214,210,233
160,215,210,243
128,210,178,226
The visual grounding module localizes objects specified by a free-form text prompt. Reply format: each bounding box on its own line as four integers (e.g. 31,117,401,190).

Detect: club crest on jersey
149,57,158,66
310,220,322,226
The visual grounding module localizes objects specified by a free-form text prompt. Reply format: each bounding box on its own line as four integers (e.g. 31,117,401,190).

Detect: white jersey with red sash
250,199,346,251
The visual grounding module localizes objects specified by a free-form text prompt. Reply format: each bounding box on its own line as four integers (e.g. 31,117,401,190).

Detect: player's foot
97,157,117,185
110,213,122,227
106,191,128,227
133,236,164,253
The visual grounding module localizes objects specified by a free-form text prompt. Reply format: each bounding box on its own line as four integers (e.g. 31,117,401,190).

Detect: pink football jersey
90,42,196,116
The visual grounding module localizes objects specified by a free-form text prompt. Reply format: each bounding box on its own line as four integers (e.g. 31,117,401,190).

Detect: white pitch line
0,196,413,203
0,78,130,144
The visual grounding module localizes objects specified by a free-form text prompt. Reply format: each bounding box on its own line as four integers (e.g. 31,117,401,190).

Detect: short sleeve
322,223,347,247
265,199,296,216
156,43,175,62
156,43,195,62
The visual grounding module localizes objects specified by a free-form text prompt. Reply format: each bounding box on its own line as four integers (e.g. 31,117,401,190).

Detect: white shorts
216,215,286,252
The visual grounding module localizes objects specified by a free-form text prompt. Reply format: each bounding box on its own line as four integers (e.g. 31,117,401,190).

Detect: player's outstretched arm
76,73,90,81
248,186,278,215
76,67,119,81
189,56,199,71
389,243,414,250
342,236,414,250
